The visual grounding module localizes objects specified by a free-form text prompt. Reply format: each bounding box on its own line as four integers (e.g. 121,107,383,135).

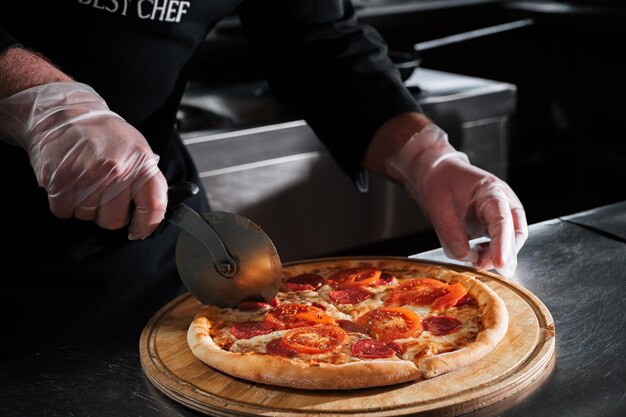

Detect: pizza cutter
165,182,282,307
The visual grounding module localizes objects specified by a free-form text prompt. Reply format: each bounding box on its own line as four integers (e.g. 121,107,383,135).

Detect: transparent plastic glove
386,124,528,278
0,81,167,239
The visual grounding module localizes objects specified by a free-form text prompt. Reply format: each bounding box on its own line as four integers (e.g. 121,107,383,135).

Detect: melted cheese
230,330,286,353
230,332,403,365
199,265,486,367
394,305,483,362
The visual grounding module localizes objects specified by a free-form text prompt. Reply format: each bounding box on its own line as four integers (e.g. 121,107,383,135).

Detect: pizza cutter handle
144,182,199,240
166,181,200,214
165,182,239,279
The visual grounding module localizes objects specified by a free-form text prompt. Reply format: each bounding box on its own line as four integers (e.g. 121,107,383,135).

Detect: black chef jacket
0,0,419,359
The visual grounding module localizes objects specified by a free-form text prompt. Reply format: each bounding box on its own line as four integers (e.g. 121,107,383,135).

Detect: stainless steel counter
413,201,626,417
1,202,625,417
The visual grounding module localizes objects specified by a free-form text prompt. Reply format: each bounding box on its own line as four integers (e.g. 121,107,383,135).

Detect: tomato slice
385,278,448,306
385,278,468,309
355,307,422,343
327,267,382,288
431,283,468,310
265,303,336,329
395,278,447,292
281,325,347,354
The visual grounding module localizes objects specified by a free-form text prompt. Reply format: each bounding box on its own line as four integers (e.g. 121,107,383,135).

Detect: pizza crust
418,271,509,378
187,315,421,390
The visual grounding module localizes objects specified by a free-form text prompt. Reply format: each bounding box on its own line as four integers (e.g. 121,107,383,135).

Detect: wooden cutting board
140,258,555,417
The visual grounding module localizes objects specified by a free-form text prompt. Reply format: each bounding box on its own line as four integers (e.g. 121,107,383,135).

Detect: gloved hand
0,81,168,240
386,124,528,278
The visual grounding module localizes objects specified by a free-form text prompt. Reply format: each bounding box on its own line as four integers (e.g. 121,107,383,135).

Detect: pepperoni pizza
187,257,509,390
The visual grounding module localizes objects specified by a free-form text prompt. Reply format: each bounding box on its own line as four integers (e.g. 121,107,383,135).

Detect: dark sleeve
0,28,20,54
236,0,421,182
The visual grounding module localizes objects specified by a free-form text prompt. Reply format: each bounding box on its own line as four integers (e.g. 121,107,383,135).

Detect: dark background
369,0,626,226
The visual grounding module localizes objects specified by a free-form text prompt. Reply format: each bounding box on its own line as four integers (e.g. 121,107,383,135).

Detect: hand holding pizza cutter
164,182,282,307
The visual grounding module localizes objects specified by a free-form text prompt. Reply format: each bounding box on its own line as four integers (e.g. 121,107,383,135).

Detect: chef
0,0,527,360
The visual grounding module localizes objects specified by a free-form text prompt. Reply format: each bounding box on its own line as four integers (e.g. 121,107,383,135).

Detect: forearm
362,111,433,182
0,47,72,99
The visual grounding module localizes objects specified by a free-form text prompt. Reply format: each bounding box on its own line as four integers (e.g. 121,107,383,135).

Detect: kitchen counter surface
2,202,626,417
560,200,626,241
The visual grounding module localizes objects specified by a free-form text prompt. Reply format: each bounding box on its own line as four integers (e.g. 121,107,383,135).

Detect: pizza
186,257,509,390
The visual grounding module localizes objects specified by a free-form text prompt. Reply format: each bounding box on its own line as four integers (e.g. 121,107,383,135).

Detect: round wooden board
140,257,555,417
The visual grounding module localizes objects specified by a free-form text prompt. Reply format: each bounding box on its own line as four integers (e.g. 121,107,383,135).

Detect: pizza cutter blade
165,182,282,307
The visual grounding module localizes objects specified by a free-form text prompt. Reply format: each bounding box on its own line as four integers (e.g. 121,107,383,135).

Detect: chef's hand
385,123,527,277
0,81,168,239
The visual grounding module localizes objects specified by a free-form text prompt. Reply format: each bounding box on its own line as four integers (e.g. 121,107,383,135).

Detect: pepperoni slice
431,283,468,310
286,273,325,291
229,321,277,339
282,325,347,354
265,338,297,357
422,316,463,335
455,294,477,307
265,303,336,329
328,267,382,288
355,307,422,343
455,294,471,307
329,287,371,304
384,278,447,306
337,319,367,334
351,338,396,359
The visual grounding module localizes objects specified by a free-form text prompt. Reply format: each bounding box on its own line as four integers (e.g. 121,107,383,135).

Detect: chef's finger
95,186,132,230
48,171,107,220
429,197,476,262
480,193,517,277
475,242,494,270
127,172,168,240
73,204,99,222
73,185,104,222
512,207,528,253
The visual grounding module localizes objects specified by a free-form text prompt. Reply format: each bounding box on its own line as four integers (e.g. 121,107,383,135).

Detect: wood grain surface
140,257,555,417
